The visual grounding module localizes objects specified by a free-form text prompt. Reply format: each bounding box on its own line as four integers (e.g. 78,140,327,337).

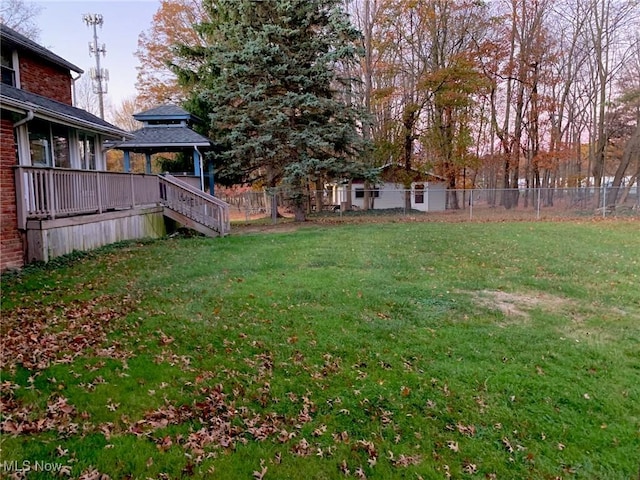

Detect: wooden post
130,174,136,208
47,168,56,220
14,167,27,229
96,171,103,213
193,148,201,177
208,160,215,196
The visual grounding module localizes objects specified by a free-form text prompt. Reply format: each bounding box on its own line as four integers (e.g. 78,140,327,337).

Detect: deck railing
14,166,161,229
159,174,230,236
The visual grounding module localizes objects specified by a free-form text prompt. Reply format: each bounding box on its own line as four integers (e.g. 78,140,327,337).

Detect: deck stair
159,174,230,237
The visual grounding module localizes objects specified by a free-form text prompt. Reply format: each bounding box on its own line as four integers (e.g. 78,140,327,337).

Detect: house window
52,125,71,168
78,133,96,170
355,188,379,198
414,184,424,204
27,120,72,167
1,47,15,87
28,119,52,166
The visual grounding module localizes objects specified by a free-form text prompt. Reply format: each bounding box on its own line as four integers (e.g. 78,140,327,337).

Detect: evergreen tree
172,0,371,220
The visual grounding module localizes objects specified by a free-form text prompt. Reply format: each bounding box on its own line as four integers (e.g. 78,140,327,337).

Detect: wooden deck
14,166,230,263
15,167,160,228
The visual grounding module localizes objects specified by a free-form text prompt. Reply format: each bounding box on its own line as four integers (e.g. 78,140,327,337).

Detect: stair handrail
159,174,230,235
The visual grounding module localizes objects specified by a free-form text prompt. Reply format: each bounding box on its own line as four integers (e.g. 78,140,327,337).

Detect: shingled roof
133,105,193,121
1,84,130,139
0,23,83,74
114,125,211,149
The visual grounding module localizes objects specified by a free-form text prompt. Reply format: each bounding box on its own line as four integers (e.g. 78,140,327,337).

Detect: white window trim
68,130,80,169
12,50,21,88
16,120,107,170
15,125,30,166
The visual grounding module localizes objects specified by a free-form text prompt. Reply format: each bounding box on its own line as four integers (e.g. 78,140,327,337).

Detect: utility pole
82,13,108,119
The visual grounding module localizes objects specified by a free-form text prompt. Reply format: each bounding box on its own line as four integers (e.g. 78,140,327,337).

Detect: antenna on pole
82,13,108,119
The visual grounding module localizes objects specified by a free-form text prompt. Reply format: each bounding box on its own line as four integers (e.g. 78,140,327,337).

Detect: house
331,163,447,212
1,24,228,272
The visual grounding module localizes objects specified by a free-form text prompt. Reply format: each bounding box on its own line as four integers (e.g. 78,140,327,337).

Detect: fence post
536,188,541,220
469,189,473,220
272,192,278,225
404,189,407,216
602,184,606,218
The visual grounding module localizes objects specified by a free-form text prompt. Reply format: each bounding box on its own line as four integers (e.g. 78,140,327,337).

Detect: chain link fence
219,185,639,223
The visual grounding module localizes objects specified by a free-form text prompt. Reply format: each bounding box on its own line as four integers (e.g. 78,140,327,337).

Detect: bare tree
0,0,42,39
584,0,639,203
608,36,640,204
73,74,102,116
108,96,146,132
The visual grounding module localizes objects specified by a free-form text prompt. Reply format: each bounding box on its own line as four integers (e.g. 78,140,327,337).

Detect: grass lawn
1,220,639,479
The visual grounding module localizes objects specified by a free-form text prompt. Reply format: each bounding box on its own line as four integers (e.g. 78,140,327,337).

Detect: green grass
1,220,639,479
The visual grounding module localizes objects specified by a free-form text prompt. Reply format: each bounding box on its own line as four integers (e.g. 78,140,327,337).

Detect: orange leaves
136,0,207,104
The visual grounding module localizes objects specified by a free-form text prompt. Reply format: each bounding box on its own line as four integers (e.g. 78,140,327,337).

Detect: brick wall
19,53,73,105
0,117,25,271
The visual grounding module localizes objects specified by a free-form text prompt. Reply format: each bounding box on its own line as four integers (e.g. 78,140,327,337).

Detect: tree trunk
403,104,417,211
345,180,353,211
293,203,306,222
314,178,324,213
609,123,640,205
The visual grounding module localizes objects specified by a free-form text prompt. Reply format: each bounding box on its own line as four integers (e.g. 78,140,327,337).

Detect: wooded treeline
135,0,640,209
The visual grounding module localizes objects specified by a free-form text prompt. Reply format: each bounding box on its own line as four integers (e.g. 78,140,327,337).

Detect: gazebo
114,105,214,192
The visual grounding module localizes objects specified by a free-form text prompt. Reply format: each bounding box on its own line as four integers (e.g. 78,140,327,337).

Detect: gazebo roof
110,104,212,153
112,125,211,151
133,105,203,124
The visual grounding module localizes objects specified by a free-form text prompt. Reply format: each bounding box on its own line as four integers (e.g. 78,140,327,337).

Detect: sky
33,0,161,109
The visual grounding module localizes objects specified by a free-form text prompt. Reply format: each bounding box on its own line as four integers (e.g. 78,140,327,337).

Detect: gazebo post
208,159,215,196
123,151,131,173
145,153,152,174
193,147,201,178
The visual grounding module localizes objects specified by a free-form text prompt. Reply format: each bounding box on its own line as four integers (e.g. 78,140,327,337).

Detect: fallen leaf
462,461,477,474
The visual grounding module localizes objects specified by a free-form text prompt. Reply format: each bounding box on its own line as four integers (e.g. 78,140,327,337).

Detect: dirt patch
468,290,576,321
230,222,304,235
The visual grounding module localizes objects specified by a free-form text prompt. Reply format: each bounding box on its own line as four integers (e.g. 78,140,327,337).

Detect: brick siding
0,117,25,271
19,53,73,105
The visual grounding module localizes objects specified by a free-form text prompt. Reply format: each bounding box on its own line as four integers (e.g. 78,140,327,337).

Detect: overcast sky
33,0,160,108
